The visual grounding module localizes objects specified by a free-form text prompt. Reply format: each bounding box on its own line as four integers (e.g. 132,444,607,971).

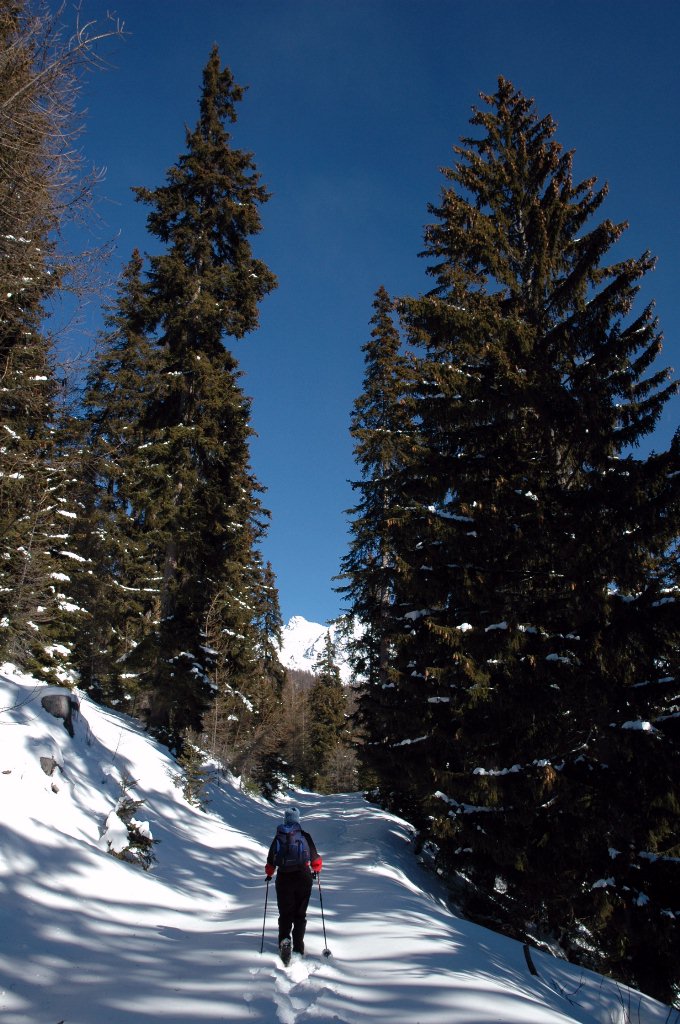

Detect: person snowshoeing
265,806,322,963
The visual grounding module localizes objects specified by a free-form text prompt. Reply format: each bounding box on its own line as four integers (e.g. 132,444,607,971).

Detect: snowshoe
279,938,292,966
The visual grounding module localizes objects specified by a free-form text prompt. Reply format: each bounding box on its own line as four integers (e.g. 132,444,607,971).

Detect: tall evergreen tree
125,47,276,751
0,2,59,666
306,633,348,791
350,79,679,1001
0,3,121,675
341,287,413,676
201,549,287,793
73,250,159,704
254,558,285,684
339,286,424,807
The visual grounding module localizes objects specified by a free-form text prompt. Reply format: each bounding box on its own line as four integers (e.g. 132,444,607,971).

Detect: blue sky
67,0,680,626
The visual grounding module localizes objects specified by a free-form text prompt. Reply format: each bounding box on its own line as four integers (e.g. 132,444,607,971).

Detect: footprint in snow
273,954,328,1023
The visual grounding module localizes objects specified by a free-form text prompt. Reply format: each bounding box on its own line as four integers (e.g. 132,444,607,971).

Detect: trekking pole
316,874,331,958
260,876,270,954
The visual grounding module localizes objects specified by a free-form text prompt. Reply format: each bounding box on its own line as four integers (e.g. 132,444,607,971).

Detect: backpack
274,823,310,872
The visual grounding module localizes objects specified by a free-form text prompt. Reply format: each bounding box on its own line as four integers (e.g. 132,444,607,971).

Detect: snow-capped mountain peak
279,615,353,682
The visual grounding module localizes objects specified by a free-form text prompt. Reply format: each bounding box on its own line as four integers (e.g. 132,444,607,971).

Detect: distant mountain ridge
278,615,354,683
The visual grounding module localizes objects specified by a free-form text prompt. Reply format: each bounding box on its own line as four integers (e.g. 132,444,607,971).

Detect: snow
279,615,355,683
621,720,657,732
0,664,676,1024
57,549,87,563
101,806,134,854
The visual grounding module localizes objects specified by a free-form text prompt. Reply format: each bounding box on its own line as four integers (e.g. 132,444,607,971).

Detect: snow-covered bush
101,774,158,870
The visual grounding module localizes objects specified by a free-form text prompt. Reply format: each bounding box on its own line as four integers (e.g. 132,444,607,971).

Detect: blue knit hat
284,806,300,826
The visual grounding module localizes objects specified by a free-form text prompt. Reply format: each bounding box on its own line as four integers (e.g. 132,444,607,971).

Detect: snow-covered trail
0,668,674,1024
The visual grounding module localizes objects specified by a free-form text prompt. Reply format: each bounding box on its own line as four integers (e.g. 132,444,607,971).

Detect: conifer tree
125,47,276,752
351,79,679,1000
254,558,285,685
0,3,121,674
306,633,348,791
73,250,159,704
201,551,287,792
0,3,59,666
340,286,425,810
341,287,413,675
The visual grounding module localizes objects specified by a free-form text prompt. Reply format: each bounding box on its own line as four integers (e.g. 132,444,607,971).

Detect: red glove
265,863,275,878
311,857,322,874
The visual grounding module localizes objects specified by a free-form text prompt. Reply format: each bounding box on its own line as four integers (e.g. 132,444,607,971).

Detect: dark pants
276,869,313,952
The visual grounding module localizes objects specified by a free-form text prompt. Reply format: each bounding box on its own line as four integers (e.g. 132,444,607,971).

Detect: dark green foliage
0,4,61,669
339,286,424,811
74,47,279,754
197,555,287,794
255,559,286,683
0,2,122,681
134,47,276,344
305,634,349,792
344,78,679,1002
105,774,159,870
72,251,159,705
339,287,415,678
125,48,276,753
175,741,212,809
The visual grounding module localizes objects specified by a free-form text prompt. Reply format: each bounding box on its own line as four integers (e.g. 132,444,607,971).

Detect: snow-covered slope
0,664,675,1024
279,614,354,682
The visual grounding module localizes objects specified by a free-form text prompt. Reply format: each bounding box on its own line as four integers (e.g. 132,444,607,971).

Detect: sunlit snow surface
0,664,675,1024
279,615,355,682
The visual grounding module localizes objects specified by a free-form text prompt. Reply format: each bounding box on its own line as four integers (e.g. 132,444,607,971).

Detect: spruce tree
126,47,276,752
306,633,348,791
0,3,57,665
340,286,426,811
201,550,287,793
341,286,414,679
73,250,159,704
353,79,679,1000
254,558,285,686
0,3,121,675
